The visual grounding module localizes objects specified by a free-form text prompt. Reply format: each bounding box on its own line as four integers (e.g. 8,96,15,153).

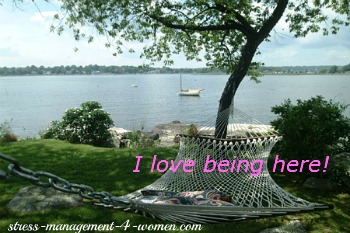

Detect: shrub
271,96,350,178
42,101,114,147
126,130,157,148
185,124,199,136
0,120,18,143
327,161,349,185
3,133,19,142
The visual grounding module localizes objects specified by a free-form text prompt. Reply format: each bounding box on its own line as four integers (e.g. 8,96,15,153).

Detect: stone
0,169,8,179
149,133,160,141
152,121,188,137
173,135,181,143
303,177,334,191
120,139,130,148
153,121,189,147
109,127,130,148
260,220,307,233
7,186,84,212
158,136,178,147
109,127,130,135
112,135,122,148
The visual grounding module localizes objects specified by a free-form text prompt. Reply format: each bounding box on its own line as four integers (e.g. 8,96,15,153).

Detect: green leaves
287,0,349,38
46,1,250,70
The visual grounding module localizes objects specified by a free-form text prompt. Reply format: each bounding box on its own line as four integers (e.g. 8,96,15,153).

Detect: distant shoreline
1,73,349,77
0,64,349,76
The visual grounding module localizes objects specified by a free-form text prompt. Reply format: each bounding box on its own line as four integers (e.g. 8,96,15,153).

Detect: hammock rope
116,106,332,223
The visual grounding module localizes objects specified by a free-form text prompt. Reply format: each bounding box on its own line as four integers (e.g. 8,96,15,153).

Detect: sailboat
178,74,203,96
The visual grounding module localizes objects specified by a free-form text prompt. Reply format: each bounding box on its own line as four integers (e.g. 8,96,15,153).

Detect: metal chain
0,153,131,209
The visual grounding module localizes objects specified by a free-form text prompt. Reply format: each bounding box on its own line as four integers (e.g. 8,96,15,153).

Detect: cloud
296,26,350,50
257,21,350,66
256,8,350,66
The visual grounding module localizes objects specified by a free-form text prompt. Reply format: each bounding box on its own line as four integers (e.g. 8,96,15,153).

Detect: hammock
105,107,332,223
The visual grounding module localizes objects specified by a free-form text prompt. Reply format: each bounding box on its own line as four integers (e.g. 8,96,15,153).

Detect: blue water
1,74,349,138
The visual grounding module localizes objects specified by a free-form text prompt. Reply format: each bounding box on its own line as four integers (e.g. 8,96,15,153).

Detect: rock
173,135,181,143
109,127,130,147
7,186,84,212
331,152,350,188
152,121,188,137
158,136,178,147
112,136,122,148
109,127,130,135
303,177,334,191
109,122,192,148
149,133,160,141
260,220,307,233
0,169,8,179
120,139,130,148
153,121,189,147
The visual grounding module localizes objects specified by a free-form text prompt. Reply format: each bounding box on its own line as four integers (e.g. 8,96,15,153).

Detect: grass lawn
0,139,349,233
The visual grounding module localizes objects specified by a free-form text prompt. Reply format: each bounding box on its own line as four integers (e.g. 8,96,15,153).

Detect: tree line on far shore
0,63,349,76
0,65,222,76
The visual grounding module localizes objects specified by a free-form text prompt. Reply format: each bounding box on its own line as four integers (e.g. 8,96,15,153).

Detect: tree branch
213,3,257,37
145,3,256,36
146,12,248,32
256,0,289,43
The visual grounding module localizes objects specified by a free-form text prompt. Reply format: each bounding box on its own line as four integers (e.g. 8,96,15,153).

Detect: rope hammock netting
108,106,332,223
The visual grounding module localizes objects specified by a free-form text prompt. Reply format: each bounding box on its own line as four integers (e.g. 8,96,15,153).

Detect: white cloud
257,21,350,66
255,8,350,67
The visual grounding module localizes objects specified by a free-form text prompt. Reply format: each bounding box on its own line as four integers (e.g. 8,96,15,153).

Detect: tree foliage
329,65,338,74
342,63,350,72
42,101,114,147
52,0,349,73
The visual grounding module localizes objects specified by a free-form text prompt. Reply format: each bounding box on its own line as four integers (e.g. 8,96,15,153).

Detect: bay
0,74,349,138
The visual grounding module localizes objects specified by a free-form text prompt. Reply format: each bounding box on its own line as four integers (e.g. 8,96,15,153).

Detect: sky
0,1,349,68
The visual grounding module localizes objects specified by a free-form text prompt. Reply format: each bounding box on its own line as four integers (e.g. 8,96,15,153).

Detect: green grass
0,139,349,233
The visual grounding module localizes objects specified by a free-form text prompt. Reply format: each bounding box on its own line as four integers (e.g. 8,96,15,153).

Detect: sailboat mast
180,74,182,91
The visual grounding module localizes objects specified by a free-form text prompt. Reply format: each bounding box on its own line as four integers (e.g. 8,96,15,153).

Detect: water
1,74,349,138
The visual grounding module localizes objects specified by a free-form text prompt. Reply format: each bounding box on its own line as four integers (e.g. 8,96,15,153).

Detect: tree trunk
214,39,259,138
214,0,289,139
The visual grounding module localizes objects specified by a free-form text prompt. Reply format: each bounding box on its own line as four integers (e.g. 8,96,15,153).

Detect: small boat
131,84,138,88
178,89,202,96
178,74,203,96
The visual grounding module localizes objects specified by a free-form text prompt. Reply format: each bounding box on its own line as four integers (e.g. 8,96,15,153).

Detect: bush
271,96,350,178
0,120,18,143
327,161,349,185
42,101,114,147
126,130,158,148
185,124,199,136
